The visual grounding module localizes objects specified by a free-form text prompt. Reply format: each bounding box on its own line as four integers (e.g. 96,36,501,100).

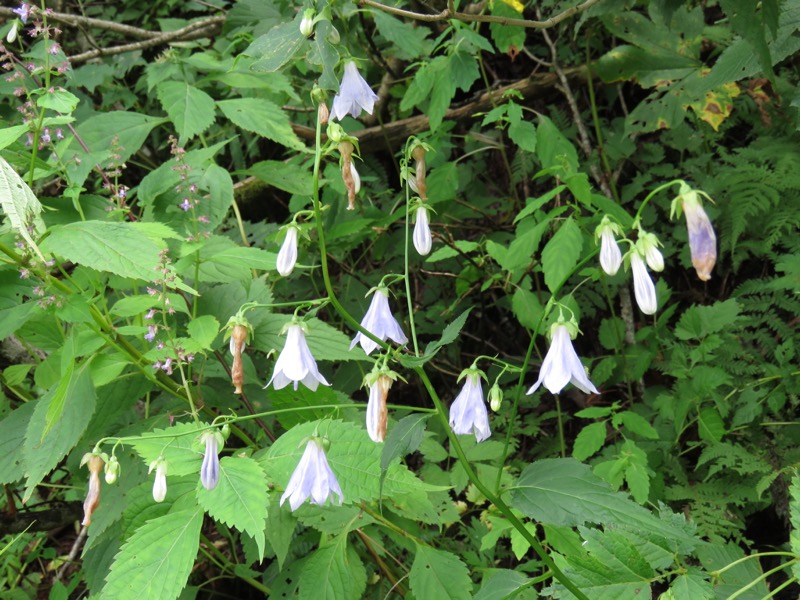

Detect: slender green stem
555,394,566,458
725,559,798,600
710,552,797,577
633,179,684,225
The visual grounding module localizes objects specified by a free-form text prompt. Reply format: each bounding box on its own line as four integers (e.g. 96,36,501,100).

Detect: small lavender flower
276,225,299,277
144,324,157,342
200,431,223,491
527,322,599,396
413,205,432,256
267,323,330,391
280,438,344,511
630,251,657,315
449,370,491,443
13,3,32,24
149,458,168,502
179,198,192,211
332,61,379,121
350,288,408,355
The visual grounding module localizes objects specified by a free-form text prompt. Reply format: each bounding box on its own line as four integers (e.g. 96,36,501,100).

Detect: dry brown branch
358,0,602,29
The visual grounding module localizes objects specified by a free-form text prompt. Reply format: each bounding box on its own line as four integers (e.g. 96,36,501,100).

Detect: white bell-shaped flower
332,61,379,121
280,438,344,511
630,251,658,315
267,323,330,391
413,205,432,256
527,322,599,396
449,370,491,443
276,226,299,277
350,288,408,355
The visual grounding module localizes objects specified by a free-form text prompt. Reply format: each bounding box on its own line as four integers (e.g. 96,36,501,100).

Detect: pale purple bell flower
527,322,599,396
350,288,408,355
332,61,379,121
449,371,491,443
267,324,330,391
280,438,344,511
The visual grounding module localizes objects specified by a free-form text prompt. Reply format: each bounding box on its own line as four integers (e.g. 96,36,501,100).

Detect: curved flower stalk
413,205,432,256
630,251,658,315
276,225,299,277
332,61,379,121
280,438,344,511
595,217,622,276
149,458,168,503
672,184,717,281
267,323,330,391
200,430,224,491
527,321,599,396
350,288,408,355
449,369,491,443
81,453,105,526
638,231,664,272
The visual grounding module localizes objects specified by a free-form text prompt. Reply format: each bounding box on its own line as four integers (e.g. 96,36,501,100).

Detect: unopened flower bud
221,423,231,440
299,9,315,37
489,384,503,412
638,232,664,272
104,455,120,485
7,22,19,44
277,225,299,277
413,205,432,256
318,102,329,126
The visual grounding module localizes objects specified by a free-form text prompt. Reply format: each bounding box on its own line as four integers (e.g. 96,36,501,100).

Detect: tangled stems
308,110,589,600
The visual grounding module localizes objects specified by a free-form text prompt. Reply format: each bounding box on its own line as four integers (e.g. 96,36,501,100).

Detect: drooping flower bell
199,430,224,491
350,287,408,355
280,438,344,511
332,61,379,121
149,458,168,503
527,320,599,396
449,368,491,443
267,322,330,391
630,250,658,315
672,183,717,281
595,217,623,276
80,452,105,526
413,205,432,256
277,225,299,277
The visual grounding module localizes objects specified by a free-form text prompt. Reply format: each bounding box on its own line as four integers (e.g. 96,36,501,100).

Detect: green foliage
0,0,798,598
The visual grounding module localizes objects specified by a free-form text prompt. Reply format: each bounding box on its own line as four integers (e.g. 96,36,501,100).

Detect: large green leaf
128,421,204,477
0,402,36,485
541,217,583,294
245,14,307,73
474,569,536,600
245,160,314,196
217,98,304,150
409,545,472,600
511,458,695,550
42,221,170,281
0,156,46,260
156,81,216,143
23,364,96,502
298,537,366,600
102,506,203,600
196,456,268,559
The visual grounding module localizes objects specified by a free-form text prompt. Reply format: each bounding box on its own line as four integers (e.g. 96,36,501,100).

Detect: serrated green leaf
372,11,431,60
217,98,304,150
156,81,216,142
423,307,472,357
36,89,79,113
511,458,695,550
265,490,296,570
490,1,526,54
23,364,96,502
474,569,536,600
298,538,366,600
42,221,168,281
175,235,276,284
128,421,204,477
0,402,35,485
246,16,307,72
102,506,203,600
245,160,313,196
664,567,714,600
409,545,472,600
0,124,29,151
0,156,46,260
196,456,268,559
381,413,429,471
572,422,607,461
697,406,725,442
618,411,659,440
511,287,544,330
541,217,583,293
186,315,219,350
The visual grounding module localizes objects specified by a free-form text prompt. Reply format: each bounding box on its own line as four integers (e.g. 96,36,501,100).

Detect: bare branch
0,7,160,39
358,0,602,29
